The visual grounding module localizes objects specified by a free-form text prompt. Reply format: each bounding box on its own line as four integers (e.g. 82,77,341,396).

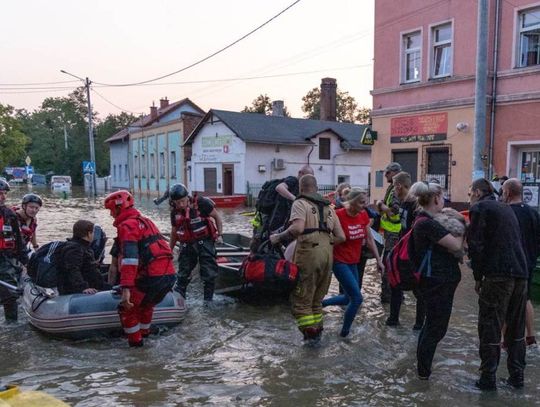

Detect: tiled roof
184,109,370,150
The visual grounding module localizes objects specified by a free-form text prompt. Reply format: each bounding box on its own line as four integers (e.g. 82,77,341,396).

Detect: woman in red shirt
322,188,384,337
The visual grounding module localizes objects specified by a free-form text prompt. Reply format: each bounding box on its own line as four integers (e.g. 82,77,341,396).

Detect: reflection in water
0,186,539,406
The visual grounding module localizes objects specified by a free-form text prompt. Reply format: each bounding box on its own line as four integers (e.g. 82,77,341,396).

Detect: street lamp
60,69,97,195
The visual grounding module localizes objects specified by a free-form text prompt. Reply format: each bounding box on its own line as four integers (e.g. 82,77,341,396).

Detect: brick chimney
272,100,284,117
320,77,337,122
159,97,169,109
150,102,157,119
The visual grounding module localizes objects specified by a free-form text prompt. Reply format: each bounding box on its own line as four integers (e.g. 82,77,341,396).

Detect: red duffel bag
241,251,299,288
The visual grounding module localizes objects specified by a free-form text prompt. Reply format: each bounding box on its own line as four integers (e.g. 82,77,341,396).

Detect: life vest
0,214,16,251
174,194,217,243
135,216,173,271
380,185,402,234
13,207,37,246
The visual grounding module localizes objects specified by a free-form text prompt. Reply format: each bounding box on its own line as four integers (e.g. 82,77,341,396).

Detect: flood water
1,186,540,406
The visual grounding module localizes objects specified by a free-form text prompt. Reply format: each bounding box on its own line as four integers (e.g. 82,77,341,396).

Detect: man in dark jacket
57,220,104,295
468,178,528,390
502,178,540,346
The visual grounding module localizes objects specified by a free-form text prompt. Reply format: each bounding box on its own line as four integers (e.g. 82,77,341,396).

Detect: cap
384,162,402,173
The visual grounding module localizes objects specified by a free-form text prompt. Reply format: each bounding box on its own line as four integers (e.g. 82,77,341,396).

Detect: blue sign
82,161,96,174
25,165,33,175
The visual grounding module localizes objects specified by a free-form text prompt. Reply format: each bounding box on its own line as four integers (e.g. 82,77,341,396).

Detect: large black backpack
27,241,67,288
255,178,284,215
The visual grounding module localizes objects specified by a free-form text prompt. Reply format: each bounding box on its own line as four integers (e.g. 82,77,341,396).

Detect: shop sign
202,135,233,154
523,186,539,208
390,113,447,143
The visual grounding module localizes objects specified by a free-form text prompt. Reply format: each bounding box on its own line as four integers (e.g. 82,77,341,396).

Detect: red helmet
104,190,134,212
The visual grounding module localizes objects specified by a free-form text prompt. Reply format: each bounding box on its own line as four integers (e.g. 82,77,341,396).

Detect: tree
95,112,137,175
0,104,28,171
301,87,371,124
242,94,290,116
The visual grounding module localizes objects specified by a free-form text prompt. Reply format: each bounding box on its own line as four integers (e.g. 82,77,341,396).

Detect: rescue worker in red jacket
13,193,42,250
104,190,176,347
0,179,26,322
168,183,223,302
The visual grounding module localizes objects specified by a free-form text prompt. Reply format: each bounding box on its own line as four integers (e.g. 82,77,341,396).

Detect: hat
384,162,402,173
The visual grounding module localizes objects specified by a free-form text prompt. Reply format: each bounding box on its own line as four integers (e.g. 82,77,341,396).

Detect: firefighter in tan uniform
270,174,345,343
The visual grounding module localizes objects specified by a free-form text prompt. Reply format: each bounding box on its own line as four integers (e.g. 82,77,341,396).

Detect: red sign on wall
390,112,448,143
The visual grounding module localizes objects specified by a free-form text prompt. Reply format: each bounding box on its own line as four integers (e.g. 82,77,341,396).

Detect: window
134,155,138,178
141,154,146,178
319,137,331,160
118,165,122,182
518,7,540,67
431,23,452,77
402,31,421,82
150,153,155,178
520,150,540,182
113,165,117,181
125,164,128,181
159,152,165,178
170,151,177,179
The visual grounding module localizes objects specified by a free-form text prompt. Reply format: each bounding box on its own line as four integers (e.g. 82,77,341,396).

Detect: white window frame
400,28,422,83
170,151,177,179
516,5,540,68
429,20,453,79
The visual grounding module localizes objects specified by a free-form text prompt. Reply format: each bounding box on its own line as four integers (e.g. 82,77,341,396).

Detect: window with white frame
141,153,146,178
118,164,122,182
150,153,155,178
402,31,421,82
134,155,138,178
431,23,452,77
518,6,540,67
170,151,177,179
159,152,165,178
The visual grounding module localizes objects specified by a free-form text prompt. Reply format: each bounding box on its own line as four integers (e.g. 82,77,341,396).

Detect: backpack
386,216,432,291
27,241,67,288
255,178,284,215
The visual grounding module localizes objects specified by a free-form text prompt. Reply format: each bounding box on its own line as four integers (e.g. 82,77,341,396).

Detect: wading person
322,188,384,337
270,174,345,343
14,193,42,251
468,178,528,390
386,172,426,329
502,178,540,347
168,183,223,302
56,220,105,295
0,179,26,322
105,190,176,347
409,182,464,380
376,162,402,303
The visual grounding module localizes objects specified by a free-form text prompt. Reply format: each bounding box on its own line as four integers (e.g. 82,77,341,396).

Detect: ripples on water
1,187,539,406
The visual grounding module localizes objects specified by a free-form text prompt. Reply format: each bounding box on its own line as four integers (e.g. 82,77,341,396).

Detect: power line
0,88,71,95
0,79,79,86
92,0,302,87
91,88,143,115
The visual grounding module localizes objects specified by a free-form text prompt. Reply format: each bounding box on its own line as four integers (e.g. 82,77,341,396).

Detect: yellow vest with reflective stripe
380,186,401,234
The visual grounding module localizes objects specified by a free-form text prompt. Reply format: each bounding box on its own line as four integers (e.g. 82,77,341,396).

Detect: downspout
488,0,501,179
306,144,314,165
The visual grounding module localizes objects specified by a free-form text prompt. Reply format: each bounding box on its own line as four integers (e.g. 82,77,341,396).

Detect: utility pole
473,0,489,181
85,77,97,195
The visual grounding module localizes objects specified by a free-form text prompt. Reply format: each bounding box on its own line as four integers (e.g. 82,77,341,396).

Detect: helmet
22,193,43,206
0,179,10,192
169,183,188,201
104,190,134,212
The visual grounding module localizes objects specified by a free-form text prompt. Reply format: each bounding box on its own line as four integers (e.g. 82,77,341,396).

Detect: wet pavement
1,186,539,406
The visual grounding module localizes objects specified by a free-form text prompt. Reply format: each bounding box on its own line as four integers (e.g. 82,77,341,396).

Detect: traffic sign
25,156,31,166
82,161,96,174
25,165,33,175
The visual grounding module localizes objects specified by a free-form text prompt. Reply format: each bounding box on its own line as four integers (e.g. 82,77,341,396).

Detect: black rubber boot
475,375,497,391
3,302,18,323
203,283,214,302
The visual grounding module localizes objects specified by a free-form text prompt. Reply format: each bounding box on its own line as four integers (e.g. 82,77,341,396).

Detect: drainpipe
488,0,501,179
306,144,314,165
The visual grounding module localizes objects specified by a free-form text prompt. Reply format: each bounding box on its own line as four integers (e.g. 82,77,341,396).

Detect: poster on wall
390,113,448,143
523,185,539,208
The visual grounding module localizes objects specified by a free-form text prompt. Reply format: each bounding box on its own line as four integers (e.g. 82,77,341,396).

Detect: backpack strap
45,241,60,263
297,195,330,235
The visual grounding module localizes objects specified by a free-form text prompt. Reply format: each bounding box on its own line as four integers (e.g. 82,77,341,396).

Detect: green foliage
0,104,29,171
242,94,291,117
301,87,371,124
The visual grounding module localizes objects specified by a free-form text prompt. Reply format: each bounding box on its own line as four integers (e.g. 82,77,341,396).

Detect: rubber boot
475,374,497,391
203,283,214,302
3,302,18,323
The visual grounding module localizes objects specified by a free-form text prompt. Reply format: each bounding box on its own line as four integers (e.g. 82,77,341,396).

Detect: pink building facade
371,0,540,204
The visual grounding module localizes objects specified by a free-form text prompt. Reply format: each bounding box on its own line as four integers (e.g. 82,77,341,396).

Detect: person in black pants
468,178,528,390
386,172,426,329
409,181,464,380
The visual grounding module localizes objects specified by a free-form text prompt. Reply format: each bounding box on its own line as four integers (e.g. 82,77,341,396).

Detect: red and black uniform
0,206,26,321
172,195,218,301
115,207,176,345
12,206,37,247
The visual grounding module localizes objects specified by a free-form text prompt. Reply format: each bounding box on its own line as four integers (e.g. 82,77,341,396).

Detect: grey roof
184,109,371,150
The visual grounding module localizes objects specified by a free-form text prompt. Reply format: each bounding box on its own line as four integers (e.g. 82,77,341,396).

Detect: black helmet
0,178,10,192
169,183,189,201
22,193,43,206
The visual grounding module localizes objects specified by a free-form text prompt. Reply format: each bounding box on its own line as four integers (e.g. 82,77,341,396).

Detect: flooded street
1,187,540,406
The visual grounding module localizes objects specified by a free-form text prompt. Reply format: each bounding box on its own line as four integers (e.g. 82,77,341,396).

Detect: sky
0,0,374,120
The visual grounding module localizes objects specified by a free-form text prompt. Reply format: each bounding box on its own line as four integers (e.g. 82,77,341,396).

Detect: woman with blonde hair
408,181,464,380
322,188,384,337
